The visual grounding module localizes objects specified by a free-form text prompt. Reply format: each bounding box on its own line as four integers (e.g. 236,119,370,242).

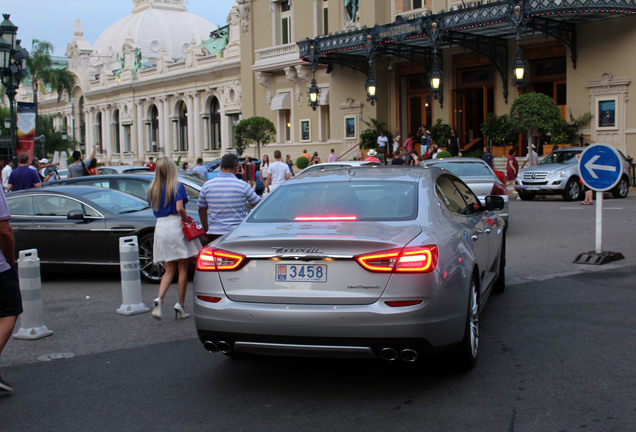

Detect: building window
323,1,329,35
209,97,221,150
113,109,120,154
178,101,188,152
281,1,292,45
95,112,103,153
151,105,159,151
398,0,425,12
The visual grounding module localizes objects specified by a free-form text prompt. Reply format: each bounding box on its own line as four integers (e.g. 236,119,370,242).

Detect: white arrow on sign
583,155,617,179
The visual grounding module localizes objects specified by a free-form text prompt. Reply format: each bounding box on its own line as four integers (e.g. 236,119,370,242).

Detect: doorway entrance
454,66,495,153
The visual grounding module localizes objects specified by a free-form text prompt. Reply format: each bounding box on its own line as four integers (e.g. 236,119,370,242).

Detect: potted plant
480,113,519,157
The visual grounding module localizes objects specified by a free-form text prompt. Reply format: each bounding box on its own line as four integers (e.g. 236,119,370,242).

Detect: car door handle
485,229,491,234
471,235,479,241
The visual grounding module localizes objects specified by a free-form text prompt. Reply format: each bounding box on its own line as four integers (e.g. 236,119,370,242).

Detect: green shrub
430,119,451,147
436,151,452,159
296,156,310,169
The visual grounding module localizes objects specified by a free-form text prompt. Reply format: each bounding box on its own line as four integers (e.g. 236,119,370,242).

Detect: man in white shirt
265,150,291,192
521,145,539,168
1,159,12,192
376,131,389,161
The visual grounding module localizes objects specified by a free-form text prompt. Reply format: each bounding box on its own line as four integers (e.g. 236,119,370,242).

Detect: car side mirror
67,210,85,220
485,196,505,211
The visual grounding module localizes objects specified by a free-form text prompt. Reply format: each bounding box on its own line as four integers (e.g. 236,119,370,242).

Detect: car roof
421,157,488,164
288,165,431,183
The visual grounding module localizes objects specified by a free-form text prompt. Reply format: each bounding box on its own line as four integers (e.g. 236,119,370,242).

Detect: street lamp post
0,13,28,164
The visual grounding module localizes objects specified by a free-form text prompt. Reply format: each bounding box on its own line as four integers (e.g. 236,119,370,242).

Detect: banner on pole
17,102,37,164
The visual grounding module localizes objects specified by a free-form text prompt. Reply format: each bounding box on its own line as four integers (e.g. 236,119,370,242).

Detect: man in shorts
0,186,21,393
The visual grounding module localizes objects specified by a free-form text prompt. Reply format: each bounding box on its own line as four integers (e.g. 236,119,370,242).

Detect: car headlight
547,170,566,179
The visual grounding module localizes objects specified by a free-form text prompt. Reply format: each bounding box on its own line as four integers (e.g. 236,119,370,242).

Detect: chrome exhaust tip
203,340,219,353
216,340,232,354
380,347,399,361
400,348,419,362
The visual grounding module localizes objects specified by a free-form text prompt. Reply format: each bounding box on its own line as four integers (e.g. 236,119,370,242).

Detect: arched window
210,97,221,150
95,112,103,153
151,105,159,151
79,96,86,148
113,109,121,154
178,101,188,152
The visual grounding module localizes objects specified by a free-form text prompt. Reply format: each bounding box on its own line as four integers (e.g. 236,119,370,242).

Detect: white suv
515,147,632,201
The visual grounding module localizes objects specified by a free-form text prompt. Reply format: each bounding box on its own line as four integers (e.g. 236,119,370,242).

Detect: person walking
521,145,539,169
86,158,98,176
7,154,42,191
327,149,338,162
147,157,200,320
392,131,401,154
67,144,97,178
242,156,256,189
265,150,291,192
0,186,22,393
198,153,261,244
285,154,295,176
145,157,156,172
1,159,12,192
404,133,414,155
482,147,494,169
260,154,270,193
506,148,520,199
448,130,459,157
192,158,207,179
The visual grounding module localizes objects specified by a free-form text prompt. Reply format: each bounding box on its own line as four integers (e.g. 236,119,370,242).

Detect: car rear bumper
193,292,467,358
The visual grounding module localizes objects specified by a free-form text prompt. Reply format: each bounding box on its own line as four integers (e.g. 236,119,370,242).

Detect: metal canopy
298,0,636,102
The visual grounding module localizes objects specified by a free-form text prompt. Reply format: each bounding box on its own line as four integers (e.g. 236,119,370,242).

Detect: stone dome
91,0,216,63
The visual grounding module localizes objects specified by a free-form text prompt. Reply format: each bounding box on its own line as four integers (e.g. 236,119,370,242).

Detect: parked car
193,166,506,369
420,158,509,225
48,173,204,201
515,146,632,201
295,161,382,176
6,185,200,283
98,165,151,175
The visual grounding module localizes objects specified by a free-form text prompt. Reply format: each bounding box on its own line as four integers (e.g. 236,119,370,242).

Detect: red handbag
181,216,205,241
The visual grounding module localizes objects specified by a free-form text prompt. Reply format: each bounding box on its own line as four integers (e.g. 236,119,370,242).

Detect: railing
462,137,484,153
256,44,299,62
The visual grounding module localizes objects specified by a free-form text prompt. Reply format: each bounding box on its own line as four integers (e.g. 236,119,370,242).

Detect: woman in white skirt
147,157,200,320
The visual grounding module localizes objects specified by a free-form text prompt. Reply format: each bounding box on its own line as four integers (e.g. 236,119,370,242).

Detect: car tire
518,192,535,201
493,235,506,294
139,232,165,283
611,176,630,198
562,178,582,201
453,276,479,371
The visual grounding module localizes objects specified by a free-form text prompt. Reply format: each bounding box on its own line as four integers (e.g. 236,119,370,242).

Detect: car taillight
196,247,246,271
490,182,508,195
355,246,438,273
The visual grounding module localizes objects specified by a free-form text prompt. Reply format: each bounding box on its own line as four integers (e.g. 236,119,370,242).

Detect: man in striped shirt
198,153,261,245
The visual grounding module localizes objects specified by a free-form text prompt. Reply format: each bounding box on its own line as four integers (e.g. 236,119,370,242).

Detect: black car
6,186,199,283
48,173,205,202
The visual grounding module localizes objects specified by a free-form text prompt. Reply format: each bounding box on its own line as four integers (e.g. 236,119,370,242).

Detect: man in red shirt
146,157,156,172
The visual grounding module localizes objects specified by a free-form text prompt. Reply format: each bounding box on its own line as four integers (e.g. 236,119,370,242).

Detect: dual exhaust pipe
203,340,232,354
380,347,419,362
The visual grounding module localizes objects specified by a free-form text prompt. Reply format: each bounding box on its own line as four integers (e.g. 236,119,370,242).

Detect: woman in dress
147,157,200,320
506,148,519,199
243,156,256,189
260,154,270,192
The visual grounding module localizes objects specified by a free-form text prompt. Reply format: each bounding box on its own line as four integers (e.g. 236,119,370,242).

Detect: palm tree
26,39,76,142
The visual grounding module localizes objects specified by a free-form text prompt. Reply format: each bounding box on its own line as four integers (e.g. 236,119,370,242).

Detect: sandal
581,201,592,205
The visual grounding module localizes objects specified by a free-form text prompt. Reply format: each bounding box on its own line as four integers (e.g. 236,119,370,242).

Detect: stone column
193,92,202,157
136,101,145,158
104,108,112,161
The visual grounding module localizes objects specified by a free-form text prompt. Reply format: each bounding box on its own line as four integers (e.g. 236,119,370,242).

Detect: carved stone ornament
255,71,273,104
237,0,251,34
224,79,242,108
284,67,303,106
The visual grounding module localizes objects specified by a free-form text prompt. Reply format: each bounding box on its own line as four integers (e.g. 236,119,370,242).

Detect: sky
3,0,236,57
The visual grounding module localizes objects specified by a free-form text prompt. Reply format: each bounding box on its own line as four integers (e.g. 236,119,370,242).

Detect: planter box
491,145,513,157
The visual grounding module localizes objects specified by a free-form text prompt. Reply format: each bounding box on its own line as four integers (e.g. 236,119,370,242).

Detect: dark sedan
48,173,204,202
6,186,199,283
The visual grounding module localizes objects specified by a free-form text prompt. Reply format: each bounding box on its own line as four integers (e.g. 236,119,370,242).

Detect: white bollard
117,236,149,315
14,249,53,340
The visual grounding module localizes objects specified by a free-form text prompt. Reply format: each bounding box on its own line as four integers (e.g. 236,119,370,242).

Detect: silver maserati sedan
193,166,505,369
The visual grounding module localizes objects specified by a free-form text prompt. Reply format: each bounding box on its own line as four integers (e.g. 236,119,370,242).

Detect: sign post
574,143,625,264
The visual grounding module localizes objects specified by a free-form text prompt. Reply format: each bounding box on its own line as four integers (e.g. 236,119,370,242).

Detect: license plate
276,264,327,282
525,185,540,191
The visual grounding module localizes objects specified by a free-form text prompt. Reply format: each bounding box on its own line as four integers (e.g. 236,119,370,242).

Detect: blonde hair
148,157,179,211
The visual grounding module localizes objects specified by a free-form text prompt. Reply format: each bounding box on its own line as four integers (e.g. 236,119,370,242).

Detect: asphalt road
1,192,635,431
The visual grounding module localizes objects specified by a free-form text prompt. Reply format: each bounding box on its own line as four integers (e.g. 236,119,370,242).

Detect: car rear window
248,181,417,222
427,161,494,177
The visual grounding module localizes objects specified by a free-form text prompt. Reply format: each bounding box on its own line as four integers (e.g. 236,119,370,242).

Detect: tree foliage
430,119,451,148
234,116,276,158
26,40,76,102
480,113,519,146
549,112,593,145
510,92,562,135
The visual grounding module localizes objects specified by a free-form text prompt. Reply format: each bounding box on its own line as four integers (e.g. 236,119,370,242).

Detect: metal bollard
117,236,149,315
14,249,53,340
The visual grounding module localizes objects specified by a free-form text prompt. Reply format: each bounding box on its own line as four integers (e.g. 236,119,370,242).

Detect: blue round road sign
578,144,623,191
